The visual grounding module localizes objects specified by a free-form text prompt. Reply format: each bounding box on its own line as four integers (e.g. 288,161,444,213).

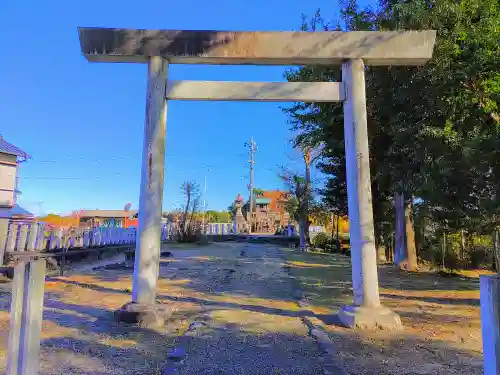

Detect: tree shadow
322,329,483,375
43,276,341,328
381,292,480,307
379,266,480,292
37,308,483,374
38,308,325,374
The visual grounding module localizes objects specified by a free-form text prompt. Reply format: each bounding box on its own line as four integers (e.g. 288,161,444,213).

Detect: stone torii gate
78,27,436,329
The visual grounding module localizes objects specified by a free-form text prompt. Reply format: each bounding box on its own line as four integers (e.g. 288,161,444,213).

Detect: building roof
0,136,30,159
0,204,34,220
255,197,271,205
79,210,138,218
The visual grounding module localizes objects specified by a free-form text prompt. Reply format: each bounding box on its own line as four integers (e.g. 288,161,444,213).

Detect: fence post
26,223,39,251
75,228,83,248
101,228,108,246
117,228,122,244
5,223,18,253
82,230,89,248
92,229,100,247
37,225,47,251
49,229,62,250
17,224,28,252
481,275,500,375
109,228,115,245
6,259,46,375
116,228,121,244
0,218,9,264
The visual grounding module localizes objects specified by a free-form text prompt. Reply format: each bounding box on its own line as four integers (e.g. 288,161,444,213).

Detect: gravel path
165,243,328,374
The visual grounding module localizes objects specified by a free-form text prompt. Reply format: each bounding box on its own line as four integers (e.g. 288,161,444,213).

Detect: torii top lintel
78,27,436,66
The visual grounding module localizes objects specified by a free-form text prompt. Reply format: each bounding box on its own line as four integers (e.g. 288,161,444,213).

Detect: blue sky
0,0,368,216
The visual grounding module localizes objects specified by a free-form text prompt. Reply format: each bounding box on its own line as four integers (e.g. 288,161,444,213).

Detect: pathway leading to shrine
0,242,485,374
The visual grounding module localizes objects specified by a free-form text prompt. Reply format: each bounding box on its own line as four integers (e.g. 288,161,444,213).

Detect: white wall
0,163,16,207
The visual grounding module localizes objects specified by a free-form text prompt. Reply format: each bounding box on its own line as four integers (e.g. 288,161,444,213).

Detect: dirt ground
285,249,485,374
0,242,486,374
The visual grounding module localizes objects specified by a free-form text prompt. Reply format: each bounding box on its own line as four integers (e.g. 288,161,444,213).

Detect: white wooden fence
206,223,233,235
0,221,234,254
0,221,178,263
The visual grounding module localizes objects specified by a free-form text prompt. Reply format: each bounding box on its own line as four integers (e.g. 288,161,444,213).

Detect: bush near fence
312,232,350,254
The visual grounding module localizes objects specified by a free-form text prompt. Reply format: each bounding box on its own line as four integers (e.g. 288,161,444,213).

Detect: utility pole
245,137,257,234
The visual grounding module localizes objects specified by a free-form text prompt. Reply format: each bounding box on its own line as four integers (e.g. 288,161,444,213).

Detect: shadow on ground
36,297,483,375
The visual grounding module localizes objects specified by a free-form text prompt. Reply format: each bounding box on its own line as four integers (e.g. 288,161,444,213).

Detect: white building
0,136,33,219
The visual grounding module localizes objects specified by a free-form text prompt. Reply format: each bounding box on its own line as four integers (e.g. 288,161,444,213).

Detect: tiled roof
0,136,30,159
255,197,272,204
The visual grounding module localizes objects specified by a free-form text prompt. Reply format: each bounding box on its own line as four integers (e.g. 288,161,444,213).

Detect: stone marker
480,275,500,375
6,260,46,375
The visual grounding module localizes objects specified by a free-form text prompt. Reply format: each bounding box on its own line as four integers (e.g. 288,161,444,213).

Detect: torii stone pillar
132,56,168,305
337,58,400,328
77,27,436,329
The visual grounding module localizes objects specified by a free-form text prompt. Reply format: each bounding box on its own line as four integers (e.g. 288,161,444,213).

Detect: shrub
469,246,491,269
313,232,329,249
443,250,464,271
415,244,459,270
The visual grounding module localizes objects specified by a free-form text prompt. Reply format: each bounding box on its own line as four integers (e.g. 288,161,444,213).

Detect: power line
30,156,137,163
20,172,140,180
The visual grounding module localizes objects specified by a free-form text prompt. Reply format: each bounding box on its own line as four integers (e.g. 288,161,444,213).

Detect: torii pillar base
114,302,172,328
338,305,402,330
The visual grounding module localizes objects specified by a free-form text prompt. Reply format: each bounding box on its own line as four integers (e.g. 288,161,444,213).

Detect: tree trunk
442,232,447,269
394,192,406,266
460,229,466,260
330,213,335,244
182,191,191,236
493,230,500,273
385,233,393,263
391,232,395,263
303,152,312,246
336,215,340,252
299,217,307,249
404,199,418,271
377,235,387,264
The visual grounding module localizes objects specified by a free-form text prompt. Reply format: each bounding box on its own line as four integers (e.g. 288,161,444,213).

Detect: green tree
285,0,500,269
206,210,232,223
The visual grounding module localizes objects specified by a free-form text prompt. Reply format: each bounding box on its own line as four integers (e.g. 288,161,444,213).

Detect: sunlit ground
0,242,485,374
284,249,484,374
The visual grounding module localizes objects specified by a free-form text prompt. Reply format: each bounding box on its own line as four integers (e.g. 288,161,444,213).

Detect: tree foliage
285,0,500,266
